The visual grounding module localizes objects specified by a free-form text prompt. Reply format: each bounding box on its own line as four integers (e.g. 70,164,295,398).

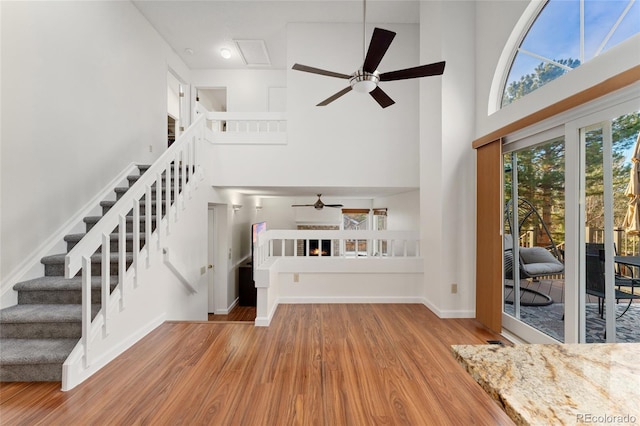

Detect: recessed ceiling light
220,48,232,59
184,48,194,55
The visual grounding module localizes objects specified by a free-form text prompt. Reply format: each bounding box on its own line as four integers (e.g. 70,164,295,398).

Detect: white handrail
65,113,205,277
64,111,206,370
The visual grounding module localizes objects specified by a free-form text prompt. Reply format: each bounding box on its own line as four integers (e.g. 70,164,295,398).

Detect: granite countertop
451,343,640,426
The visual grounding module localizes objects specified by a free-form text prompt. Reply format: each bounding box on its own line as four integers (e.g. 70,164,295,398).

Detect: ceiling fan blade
362,28,396,73
379,61,446,81
292,63,351,79
369,86,395,108
291,204,315,207
317,86,353,106
324,204,344,208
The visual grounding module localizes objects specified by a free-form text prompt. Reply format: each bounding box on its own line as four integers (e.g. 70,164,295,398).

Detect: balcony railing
200,107,287,145
254,230,420,267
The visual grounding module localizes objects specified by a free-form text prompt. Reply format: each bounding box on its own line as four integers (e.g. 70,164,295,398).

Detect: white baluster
181,150,187,208
145,185,152,267
82,255,91,368
133,200,140,288
173,160,179,221
101,232,110,337
118,214,126,309
165,162,171,235
156,172,162,248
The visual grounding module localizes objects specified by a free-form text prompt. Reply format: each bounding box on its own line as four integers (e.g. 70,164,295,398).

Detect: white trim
502,312,562,344
502,81,640,147
214,296,239,316
488,0,547,115
254,297,279,327
278,296,425,304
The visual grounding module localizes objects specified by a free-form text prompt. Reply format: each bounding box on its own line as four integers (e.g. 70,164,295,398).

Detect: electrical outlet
149,144,153,153
451,283,458,294
293,273,299,283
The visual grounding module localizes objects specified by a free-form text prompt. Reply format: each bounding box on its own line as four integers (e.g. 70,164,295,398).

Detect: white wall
374,190,419,231
419,1,478,318
0,1,190,283
191,69,285,112
208,22,420,191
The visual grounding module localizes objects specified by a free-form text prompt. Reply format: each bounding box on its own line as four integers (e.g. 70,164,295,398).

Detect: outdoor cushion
520,247,564,276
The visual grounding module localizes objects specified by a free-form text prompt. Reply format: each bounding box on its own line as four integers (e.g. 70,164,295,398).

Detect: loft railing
199,106,287,144
64,111,206,369
254,230,421,267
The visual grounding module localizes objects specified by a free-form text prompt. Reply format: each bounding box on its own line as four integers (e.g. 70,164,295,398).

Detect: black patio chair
585,246,640,318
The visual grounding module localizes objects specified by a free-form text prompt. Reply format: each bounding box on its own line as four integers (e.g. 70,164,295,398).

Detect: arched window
498,0,639,109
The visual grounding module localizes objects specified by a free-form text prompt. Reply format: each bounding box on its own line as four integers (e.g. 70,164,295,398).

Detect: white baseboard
420,297,474,318
278,296,425,304
254,298,279,327
214,297,238,315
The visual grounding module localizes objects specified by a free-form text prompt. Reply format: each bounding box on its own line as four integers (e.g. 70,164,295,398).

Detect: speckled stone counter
451,343,640,426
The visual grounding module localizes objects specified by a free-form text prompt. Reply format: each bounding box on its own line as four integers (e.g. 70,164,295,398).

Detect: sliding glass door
579,111,640,343
503,136,566,342
502,99,639,344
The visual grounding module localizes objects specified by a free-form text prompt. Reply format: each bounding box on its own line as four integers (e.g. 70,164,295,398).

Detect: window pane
500,0,639,108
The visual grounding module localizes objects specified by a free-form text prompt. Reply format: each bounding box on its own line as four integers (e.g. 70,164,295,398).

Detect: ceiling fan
292,194,344,210
292,1,445,108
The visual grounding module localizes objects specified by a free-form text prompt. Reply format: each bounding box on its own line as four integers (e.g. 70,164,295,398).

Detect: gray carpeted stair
0,164,163,383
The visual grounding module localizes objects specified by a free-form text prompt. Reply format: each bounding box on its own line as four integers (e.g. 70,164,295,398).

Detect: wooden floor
208,305,256,322
0,304,514,425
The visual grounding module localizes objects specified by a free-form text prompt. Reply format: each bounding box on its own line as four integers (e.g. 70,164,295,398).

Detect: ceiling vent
234,39,271,67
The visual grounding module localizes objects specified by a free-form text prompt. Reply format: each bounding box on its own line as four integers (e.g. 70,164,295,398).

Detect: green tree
502,59,640,246
502,58,580,107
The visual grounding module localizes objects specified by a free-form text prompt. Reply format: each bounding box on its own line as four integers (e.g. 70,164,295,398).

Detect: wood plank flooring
208,305,256,322
0,304,514,425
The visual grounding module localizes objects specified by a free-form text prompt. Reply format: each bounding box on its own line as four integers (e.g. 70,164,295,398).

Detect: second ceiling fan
292,2,445,108
292,194,343,210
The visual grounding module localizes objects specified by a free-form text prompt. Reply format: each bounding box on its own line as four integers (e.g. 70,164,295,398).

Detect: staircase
0,164,157,382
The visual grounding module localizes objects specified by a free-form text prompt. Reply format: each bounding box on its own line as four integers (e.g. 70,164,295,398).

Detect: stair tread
64,232,146,242
83,215,155,223
100,199,160,207
0,338,78,364
0,304,99,323
41,252,134,264
14,276,118,291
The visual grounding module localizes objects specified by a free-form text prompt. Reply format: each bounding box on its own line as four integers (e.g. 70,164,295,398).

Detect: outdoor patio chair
504,234,565,280
585,247,640,318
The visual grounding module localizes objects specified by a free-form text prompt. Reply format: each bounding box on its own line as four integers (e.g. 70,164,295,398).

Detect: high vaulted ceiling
134,0,422,199
133,1,420,70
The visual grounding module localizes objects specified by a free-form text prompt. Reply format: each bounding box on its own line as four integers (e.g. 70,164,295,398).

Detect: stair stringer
0,163,142,309
61,169,210,391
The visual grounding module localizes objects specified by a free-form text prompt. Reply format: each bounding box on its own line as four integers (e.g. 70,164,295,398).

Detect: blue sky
506,0,639,87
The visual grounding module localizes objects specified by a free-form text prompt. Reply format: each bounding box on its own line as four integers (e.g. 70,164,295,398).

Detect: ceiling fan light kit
350,70,379,93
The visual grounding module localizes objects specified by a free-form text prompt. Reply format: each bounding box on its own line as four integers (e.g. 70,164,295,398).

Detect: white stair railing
64,111,206,368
